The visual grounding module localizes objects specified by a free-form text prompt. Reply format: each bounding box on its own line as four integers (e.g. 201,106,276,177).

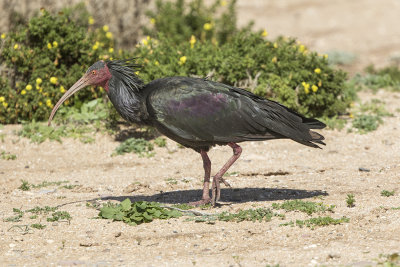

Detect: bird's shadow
114,126,160,142
101,187,328,204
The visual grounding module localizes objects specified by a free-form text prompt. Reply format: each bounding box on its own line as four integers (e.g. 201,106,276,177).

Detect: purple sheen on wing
168,93,229,117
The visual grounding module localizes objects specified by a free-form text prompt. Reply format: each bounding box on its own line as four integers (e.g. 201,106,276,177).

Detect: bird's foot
189,198,211,206
219,177,231,187
211,176,221,206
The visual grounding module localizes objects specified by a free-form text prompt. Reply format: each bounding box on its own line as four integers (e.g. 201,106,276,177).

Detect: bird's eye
92,70,96,75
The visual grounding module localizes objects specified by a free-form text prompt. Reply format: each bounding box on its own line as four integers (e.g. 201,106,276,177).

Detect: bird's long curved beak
48,74,90,126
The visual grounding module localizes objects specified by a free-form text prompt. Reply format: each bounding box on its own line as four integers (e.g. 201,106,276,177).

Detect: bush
143,0,247,45
134,32,353,117
0,0,354,124
0,4,115,123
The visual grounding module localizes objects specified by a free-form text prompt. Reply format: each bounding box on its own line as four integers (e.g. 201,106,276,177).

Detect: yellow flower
349,113,354,118
271,56,277,63
302,82,310,94
47,42,52,49
92,43,98,50
36,78,42,84
0,96,4,102
150,18,156,25
106,32,113,39
318,80,322,87
50,77,58,84
203,23,213,31
88,16,94,25
60,85,66,93
273,42,278,48
46,99,53,108
13,44,19,49
109,47,114,53
21,90,26,95
2,102,8,108
312,85,318,92
155,61,159,66
52,41,58,48
103,25,109,32
221,0,227,6
190,35,196,48
179,56,187,65
142,38,148,46
26,84,32,91
262,29,268,37
314,68,321,74
323,54,328,59
299,44,305,53
135,71,139,75
1,33,5,39
39,102,43,106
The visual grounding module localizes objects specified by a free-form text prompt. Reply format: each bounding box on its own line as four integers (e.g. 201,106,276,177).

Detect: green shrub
0,0,354,125
0,4,115,124
134,32,353,117
143,0,246,45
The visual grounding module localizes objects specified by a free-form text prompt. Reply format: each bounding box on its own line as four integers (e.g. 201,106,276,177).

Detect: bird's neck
107,74,149,124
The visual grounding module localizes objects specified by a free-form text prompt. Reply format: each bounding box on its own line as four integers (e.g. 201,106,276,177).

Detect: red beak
48,73,90,126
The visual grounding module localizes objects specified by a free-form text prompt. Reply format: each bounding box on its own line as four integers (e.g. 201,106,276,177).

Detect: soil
1,1,400,266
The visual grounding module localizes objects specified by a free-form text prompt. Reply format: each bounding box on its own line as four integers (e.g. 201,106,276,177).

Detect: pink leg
211,143,242,205
189,150,212,206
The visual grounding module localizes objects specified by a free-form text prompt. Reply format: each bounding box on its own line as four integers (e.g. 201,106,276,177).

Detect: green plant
218,208,277,222
112,137,154,157
0,150,16,160
352,114,382,133
358,99,392,117
326,50,357,66
271,200,335,215
134,31,353,118
376,253,400,267
381,190,395,197
18,180,70,190
350,65,400,92
154,137,167,147
47,211,72,222
26,206,58,214
346,194,355,207
318,116,346,130
98,199,182,226
281,216,349,229
31,223,46,230
3,208,24,222
144,0,244,45
0,4,115,123
165,178,178,185
19,180,31,191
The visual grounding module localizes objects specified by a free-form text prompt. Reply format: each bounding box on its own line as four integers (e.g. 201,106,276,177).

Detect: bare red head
48,60,112,125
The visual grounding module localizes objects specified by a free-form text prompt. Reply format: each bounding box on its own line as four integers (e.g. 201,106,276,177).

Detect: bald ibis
48,59,325,206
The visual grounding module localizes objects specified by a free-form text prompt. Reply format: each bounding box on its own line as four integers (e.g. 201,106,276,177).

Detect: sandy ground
0,90,399,266
236,0,400,72
1,1,400,266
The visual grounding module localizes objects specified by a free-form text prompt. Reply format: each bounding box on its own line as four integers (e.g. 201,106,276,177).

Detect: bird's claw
220,177,231,187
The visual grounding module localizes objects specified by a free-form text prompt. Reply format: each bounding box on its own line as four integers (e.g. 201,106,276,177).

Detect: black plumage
49,59,326,206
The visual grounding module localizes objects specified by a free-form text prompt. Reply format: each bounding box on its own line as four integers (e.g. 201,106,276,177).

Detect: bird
48,59,326,206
